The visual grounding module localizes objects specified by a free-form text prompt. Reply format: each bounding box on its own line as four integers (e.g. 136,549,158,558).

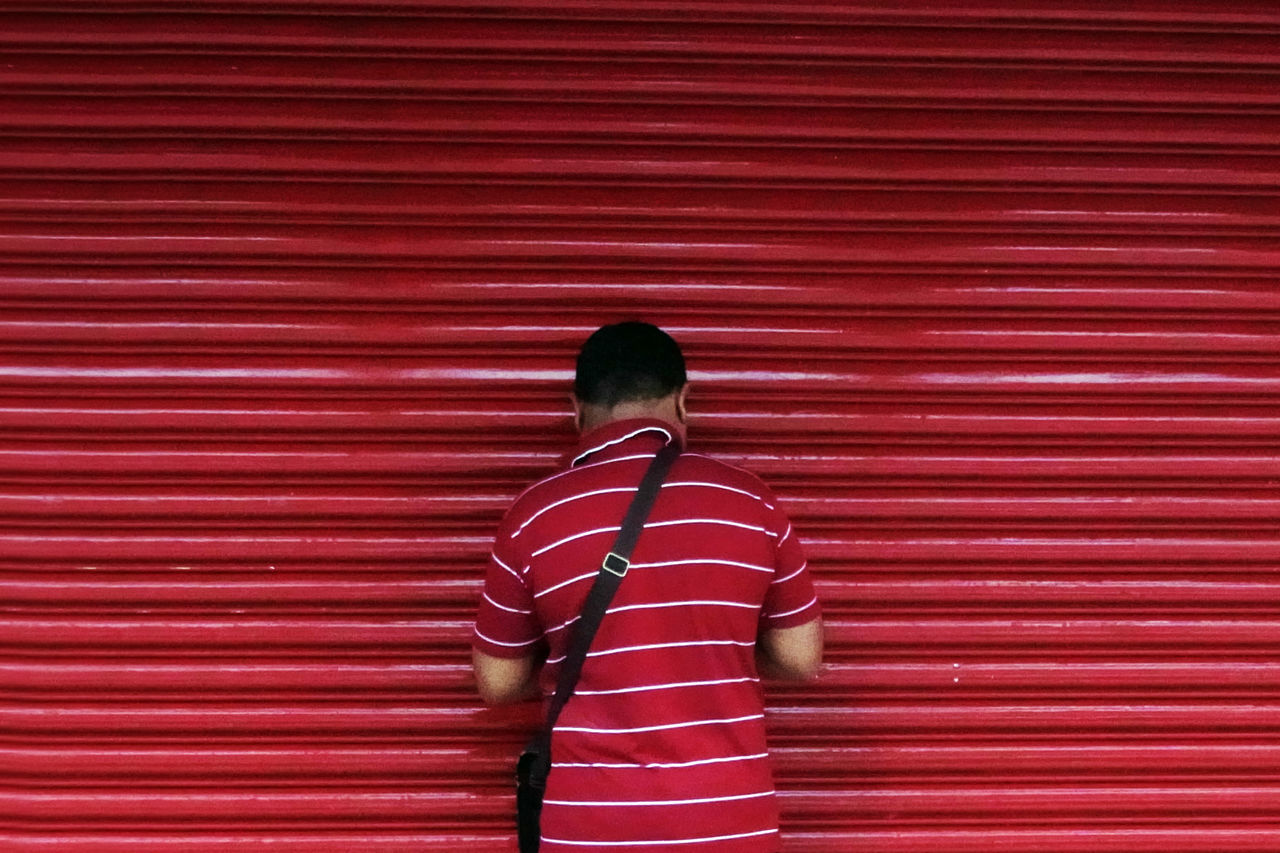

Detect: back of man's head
574,321,687,409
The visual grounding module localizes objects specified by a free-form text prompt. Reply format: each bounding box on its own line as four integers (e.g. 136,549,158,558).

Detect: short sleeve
472,511,543,658
761,504,820,630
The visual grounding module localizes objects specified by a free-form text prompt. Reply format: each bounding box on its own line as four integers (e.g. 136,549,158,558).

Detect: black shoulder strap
541,441,681,735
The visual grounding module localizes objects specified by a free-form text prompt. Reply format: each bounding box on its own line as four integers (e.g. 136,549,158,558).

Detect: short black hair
574,321,687,408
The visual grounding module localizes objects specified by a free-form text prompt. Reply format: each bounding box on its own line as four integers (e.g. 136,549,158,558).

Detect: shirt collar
569,418,679,467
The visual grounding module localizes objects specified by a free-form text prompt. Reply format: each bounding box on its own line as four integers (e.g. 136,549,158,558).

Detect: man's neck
577,397,684,439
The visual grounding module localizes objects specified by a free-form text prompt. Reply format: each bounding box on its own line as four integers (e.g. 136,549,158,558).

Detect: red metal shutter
4,3,1280,851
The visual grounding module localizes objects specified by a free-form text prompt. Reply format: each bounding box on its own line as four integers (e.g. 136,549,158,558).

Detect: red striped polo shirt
473,418,820,852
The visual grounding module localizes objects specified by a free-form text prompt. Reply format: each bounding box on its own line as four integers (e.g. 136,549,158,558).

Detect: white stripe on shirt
664,479,770,505
647,518,769,535
517,480,768,535
678,455,776,507
556,712,763,735
532,559,773,606
546,638,753,665
516,486,638,534
632,558,773,574
532,524,621,558
544,614,582,638
609,600,758,615
534,569,597,599
491,552,523,582
538,559,775,592
544,600,755,639
532,517,768,559
542,828,778,847
545,789,773,807
573,676,757,696
473,627,540,648
554,751,769,770
770,561,808,585
482,592,531,615
769,594,818,620
512,452,655,508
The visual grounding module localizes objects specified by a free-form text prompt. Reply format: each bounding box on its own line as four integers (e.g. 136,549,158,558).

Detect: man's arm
757,616,823,681
472,649,540,705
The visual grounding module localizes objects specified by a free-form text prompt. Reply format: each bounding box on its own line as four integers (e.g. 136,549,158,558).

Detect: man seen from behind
472,321,823,852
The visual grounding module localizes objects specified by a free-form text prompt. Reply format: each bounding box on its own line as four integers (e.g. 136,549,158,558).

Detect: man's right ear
569,393,584,433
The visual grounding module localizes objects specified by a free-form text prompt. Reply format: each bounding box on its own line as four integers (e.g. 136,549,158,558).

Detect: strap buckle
602,552,630,577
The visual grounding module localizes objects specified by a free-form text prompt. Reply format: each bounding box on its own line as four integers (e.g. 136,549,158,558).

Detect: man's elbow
472,649,538,705
759,618,824,682
767,649,822,682
785,649,823,682
476,680,526,706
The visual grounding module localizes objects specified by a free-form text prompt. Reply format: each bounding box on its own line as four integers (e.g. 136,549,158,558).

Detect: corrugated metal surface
3,2,1280,851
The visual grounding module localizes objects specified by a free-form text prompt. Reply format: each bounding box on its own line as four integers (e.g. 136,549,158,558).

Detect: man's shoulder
515,447,774,508
674,450,777,504
502,451,640,524
503,462,584,521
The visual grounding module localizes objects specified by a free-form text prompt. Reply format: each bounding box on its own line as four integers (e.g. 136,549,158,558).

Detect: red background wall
4,3,1280,851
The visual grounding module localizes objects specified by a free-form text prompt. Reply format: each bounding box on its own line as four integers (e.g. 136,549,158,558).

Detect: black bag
515,443,680,853
516,737,550,853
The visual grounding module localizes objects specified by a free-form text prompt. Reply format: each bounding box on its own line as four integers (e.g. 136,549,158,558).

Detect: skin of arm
473,649,541,705
756,616,824,681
